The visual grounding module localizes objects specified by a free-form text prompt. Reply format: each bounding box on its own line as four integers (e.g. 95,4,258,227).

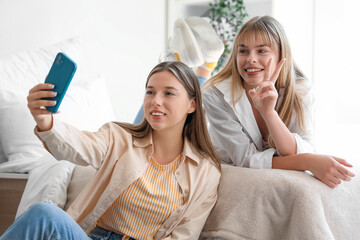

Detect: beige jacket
36,120,220,240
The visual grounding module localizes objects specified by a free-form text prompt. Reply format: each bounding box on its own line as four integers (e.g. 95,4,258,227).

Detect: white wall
0,0,166,123
1,0,359,163
272,0,360,164
312,0,360,163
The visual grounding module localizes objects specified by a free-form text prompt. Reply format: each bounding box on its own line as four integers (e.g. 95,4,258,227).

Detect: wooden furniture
0,173,28,236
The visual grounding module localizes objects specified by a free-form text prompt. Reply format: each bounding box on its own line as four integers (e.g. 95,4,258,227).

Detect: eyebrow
238,44,269,48
146,86,179,91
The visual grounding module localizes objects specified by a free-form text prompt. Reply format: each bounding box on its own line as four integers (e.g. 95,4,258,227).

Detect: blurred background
0,0,359,164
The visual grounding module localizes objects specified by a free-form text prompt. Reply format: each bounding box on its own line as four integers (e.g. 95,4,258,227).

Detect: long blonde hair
204,16,309,148
116,61,221,170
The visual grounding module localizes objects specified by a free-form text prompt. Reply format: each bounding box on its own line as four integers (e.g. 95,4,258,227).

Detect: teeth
152,112,165,116
246,69,262,72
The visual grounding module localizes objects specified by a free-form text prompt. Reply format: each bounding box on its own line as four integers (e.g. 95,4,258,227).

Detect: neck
152,128,184,165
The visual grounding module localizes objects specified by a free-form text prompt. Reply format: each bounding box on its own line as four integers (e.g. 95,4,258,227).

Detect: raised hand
248,58,286,118
27,83,57,131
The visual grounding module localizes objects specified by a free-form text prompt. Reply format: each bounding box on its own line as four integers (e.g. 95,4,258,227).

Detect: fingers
249,81,277,97
264,58,272,82
268,58,286,84
258,90,278,100
333,157,356,177
313,155,356,188
28,83,54,94
337,165,356,178
27,83,58,115
324,163,355,188
335,157,354,168
28,99,56,110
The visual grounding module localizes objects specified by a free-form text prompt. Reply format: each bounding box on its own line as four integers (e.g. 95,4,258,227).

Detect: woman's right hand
27,83,57,131
306,153,356,188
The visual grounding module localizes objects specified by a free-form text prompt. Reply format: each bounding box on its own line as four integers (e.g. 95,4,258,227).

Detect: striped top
96,154,184,239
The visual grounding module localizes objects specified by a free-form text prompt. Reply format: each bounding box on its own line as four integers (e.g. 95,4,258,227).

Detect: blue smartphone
44,52,77,113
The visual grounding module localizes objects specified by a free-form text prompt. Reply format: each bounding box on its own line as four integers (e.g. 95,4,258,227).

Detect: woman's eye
258,49,267,54
166,92,175,96
146,90,153,95
239,49,247,54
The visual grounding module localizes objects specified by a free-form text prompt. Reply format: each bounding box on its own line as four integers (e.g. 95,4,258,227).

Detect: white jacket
202,77,315,169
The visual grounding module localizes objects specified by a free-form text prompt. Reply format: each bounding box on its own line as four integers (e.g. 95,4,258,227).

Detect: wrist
37,115,53,132
262,109,278,123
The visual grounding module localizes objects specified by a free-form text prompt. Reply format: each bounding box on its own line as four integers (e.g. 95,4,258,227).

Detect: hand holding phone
43,52,77,113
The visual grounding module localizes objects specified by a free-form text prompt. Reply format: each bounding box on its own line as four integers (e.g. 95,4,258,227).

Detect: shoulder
183,140,221,179
196,155,221,181
98,122,134,143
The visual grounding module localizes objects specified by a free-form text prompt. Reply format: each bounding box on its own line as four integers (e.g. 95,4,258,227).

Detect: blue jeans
133,75,208,124
0,202,133,240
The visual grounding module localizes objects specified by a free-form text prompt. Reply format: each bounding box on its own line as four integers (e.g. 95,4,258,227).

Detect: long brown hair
204,16,310,148
116,61,221,170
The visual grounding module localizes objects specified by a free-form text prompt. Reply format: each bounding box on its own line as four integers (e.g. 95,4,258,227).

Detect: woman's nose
152,94,162,106
247,52,257,63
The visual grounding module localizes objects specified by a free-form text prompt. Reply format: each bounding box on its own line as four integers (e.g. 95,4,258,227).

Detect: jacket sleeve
35,119,111,169
202,87,274,169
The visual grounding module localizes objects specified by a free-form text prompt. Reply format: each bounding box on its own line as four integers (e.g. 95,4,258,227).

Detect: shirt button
176,170,181,175
184,189,189,194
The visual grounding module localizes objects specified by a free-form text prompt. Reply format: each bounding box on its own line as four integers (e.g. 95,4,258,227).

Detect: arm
273,153,355,188
28,83,110,168
202,87,275,168
35,120,110,169
248,58,296,155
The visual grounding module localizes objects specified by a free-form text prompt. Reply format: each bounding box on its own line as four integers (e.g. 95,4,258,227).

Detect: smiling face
236,34,280,90
144,70,195,135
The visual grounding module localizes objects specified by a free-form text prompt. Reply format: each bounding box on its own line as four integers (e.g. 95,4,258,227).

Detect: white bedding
0,153,75,217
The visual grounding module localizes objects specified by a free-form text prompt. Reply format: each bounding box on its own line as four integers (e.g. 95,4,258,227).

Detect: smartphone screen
44,52,77,113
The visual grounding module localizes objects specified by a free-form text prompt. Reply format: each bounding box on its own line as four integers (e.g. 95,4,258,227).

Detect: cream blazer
36,120,220,240
202,77,315,169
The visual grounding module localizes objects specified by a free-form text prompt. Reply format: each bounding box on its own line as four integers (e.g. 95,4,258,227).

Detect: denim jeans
0,202,89,240
0,202,134,240
88,226,135,240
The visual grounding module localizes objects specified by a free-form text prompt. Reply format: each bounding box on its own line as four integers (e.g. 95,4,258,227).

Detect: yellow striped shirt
97,154,184,239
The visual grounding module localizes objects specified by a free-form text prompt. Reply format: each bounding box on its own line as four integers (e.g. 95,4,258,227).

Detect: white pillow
0,90,48,163
0,143,8,164
0,37,87,95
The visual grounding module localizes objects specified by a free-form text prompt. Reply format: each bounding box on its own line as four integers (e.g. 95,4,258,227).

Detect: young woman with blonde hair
202,15,355,188
1,61,221,240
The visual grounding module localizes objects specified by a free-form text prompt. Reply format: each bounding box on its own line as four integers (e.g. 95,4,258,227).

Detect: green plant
207,0,248,74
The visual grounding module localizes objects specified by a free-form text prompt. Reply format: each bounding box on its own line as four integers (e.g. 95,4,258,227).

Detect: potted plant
207,0,248,74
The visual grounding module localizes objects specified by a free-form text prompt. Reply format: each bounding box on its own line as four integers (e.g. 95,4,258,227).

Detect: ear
187,99,196,114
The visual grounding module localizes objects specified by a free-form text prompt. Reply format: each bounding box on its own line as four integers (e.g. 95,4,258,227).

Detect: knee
27,201,63,221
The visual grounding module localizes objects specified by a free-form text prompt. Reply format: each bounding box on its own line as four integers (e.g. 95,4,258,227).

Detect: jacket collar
132,131,200,165
215,78,263,150
214,78,286,150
